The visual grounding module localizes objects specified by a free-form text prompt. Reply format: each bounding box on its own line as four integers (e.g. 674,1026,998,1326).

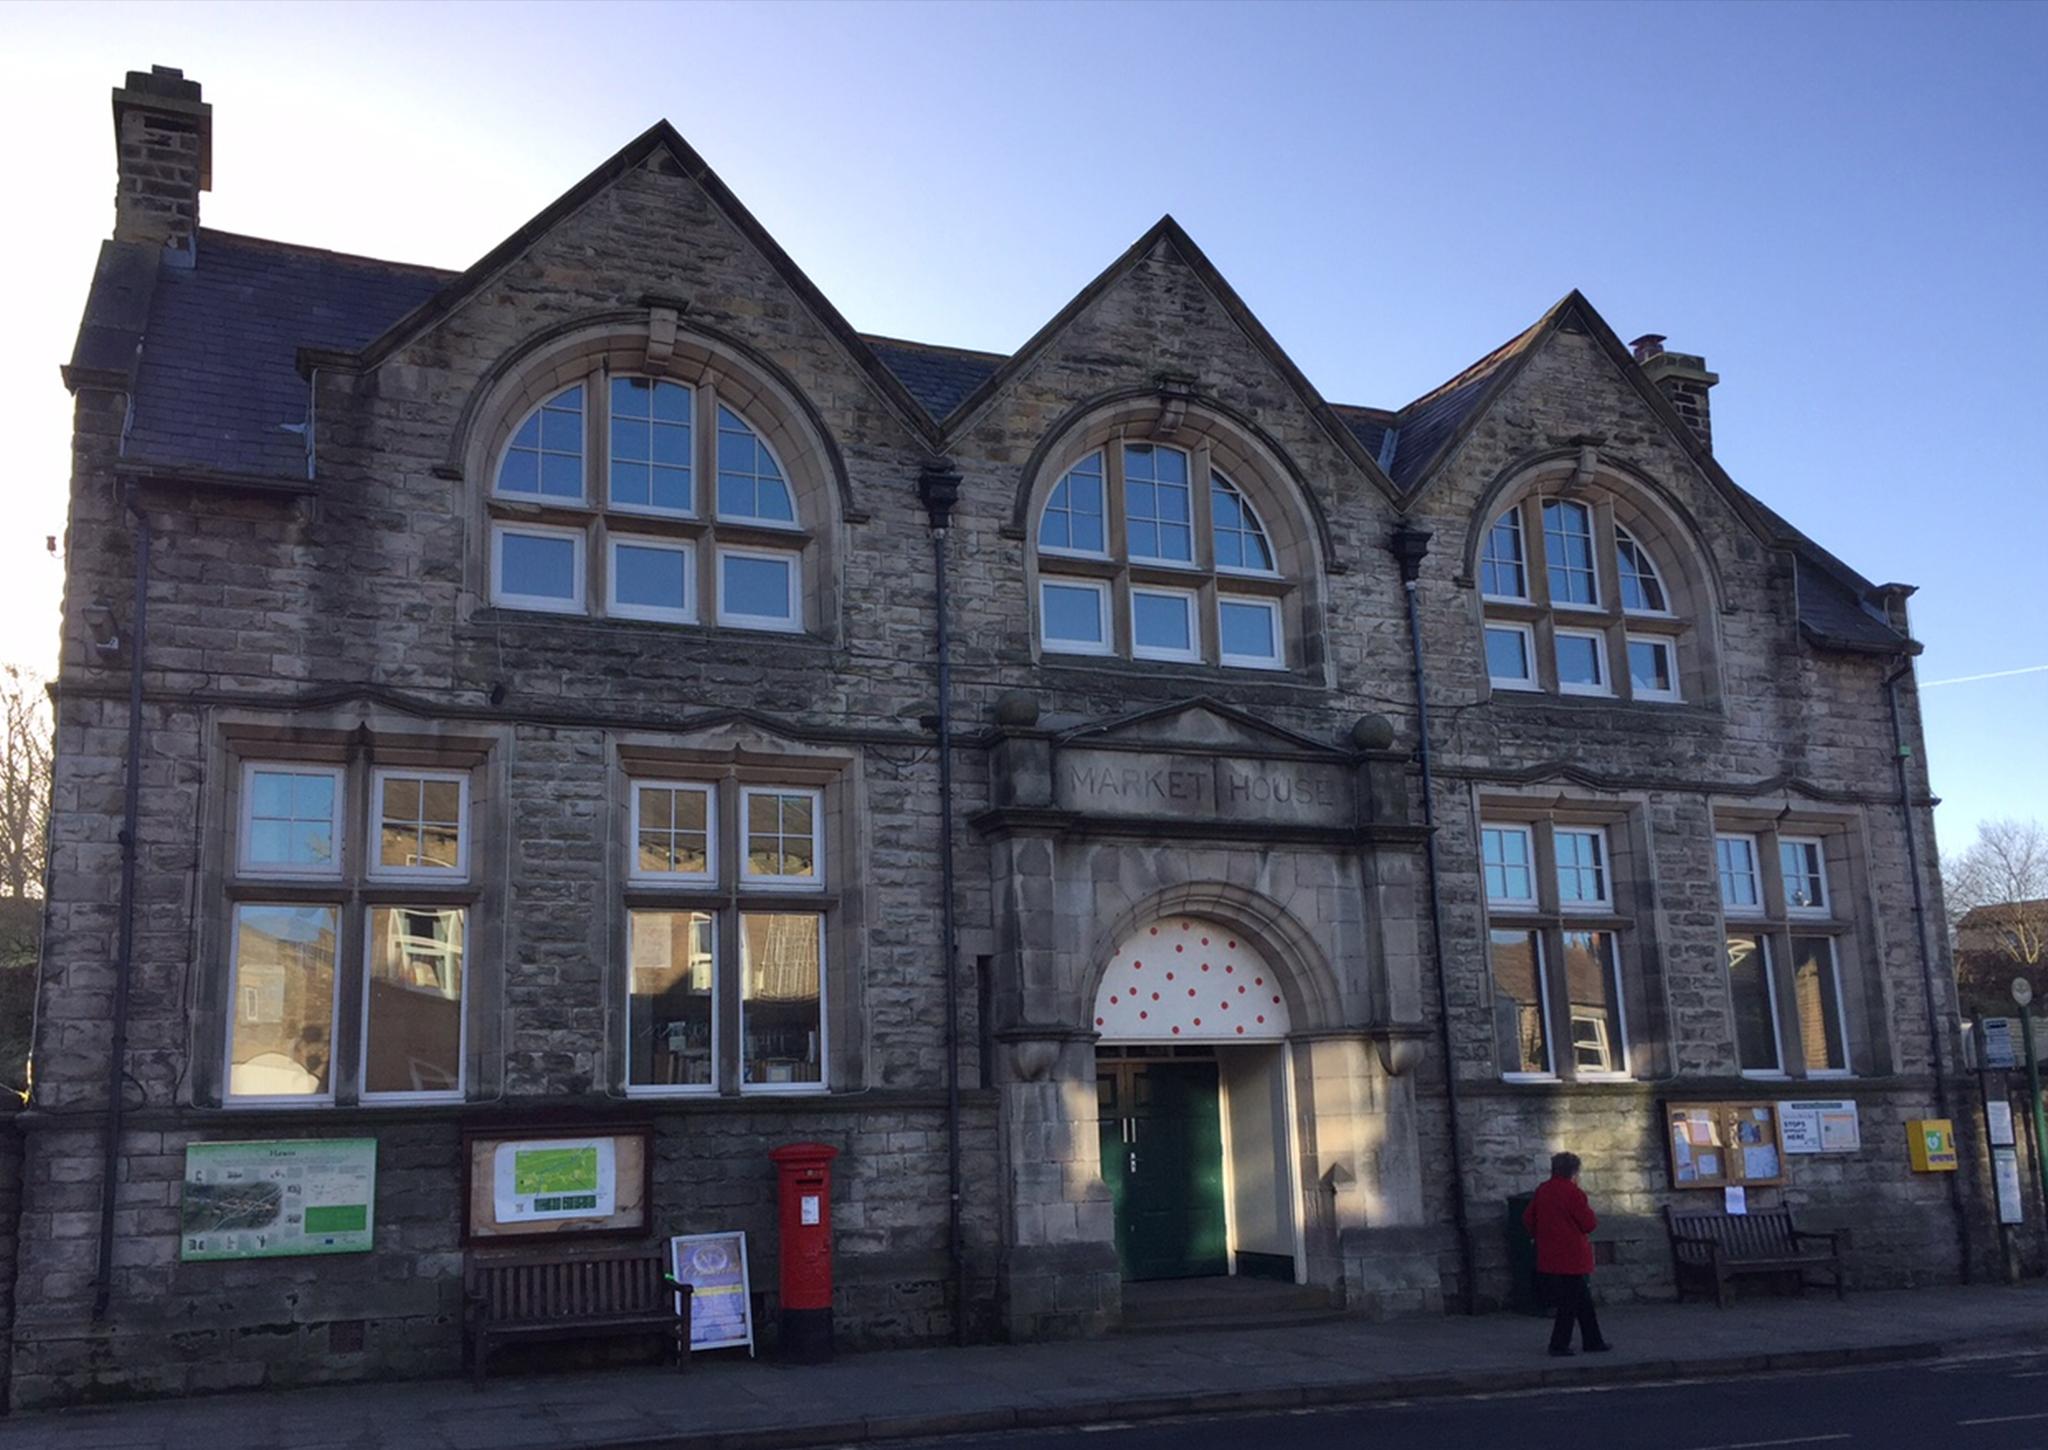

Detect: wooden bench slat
1665,1205,1845,1310
465,1246,692,1388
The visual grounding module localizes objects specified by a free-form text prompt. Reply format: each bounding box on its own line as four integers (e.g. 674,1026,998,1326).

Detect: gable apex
319,120,941,447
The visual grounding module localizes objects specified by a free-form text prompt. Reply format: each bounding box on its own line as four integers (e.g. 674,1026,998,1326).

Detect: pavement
5,1283,2048,1450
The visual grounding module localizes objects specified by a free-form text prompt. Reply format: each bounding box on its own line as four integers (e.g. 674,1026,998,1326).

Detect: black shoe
1584,1343,1614,1353
1549,1347,1575,1357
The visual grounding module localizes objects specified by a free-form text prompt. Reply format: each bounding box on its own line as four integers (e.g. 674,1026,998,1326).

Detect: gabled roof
860,336,1004,422
930,215,1402,500
320,120,944,450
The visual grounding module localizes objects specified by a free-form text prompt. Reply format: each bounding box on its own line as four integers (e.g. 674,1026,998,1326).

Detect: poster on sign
670,1231,755,1355
1778,1100,1861,1155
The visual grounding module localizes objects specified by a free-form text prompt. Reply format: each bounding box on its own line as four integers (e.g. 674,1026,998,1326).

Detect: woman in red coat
1523,1151,1612,1356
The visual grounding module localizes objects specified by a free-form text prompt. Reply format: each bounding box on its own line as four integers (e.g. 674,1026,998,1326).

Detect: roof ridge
859,332,1009,363
195,227,460,278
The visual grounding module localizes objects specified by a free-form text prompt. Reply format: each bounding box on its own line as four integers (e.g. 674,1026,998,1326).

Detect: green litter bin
1505,1192,1544,1315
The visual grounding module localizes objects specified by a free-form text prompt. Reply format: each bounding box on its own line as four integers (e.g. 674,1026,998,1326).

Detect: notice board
180,1138,376,1261
1665,1102,1786,1189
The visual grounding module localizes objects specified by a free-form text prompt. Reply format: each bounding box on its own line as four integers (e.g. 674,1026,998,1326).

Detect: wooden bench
463,1244,691,1388
1665,1205,1845,1308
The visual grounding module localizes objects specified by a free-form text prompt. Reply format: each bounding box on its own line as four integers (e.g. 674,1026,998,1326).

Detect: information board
669,1231,755,1355
1778,1100,1861,1155
1666,1102,1786,1188
180,1139,376,1261
493,1138,618,1223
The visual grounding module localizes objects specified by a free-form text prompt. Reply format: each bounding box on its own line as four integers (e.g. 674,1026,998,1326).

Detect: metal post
2023,1010,2048,1209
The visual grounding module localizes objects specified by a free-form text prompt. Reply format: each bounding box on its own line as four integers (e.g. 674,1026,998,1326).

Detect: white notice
800,1193,820,1227
1778,1100,1860,1155
1724,1185,1748,1215
1993,1148,2025,1226
1988,1100,2017,1148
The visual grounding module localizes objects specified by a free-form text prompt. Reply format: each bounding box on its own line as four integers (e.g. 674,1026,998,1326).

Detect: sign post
2017,977,2048,1209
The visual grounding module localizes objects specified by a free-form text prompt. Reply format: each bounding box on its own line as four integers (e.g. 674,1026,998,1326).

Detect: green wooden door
1098,1059,1228,1281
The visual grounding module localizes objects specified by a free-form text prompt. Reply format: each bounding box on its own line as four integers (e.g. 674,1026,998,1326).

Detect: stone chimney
1629,333,1718,453
111,66,211,258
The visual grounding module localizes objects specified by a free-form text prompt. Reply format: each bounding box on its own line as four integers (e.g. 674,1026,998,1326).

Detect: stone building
2,65,1988,1407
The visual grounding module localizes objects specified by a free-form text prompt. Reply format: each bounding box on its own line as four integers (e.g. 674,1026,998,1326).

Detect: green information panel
180,1139,377,1261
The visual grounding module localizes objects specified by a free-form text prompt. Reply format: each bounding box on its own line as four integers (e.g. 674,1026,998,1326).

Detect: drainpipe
919,461,969,1344
93,485,150,1322
1885,655,1972,1284
1388,525,1475,1315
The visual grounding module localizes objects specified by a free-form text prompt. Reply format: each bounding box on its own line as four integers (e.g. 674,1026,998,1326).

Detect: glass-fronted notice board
1665,1102,1786,1189
180,1138,377,1260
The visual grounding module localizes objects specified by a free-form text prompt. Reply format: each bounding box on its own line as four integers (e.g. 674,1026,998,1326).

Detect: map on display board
180,1139,376,1261
493,1138,618,1222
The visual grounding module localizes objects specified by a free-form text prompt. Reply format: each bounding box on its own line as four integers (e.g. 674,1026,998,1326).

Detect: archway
1092,915,1304,1285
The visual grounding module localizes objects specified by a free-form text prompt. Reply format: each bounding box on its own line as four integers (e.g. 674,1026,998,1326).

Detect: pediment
1056,697,1346,759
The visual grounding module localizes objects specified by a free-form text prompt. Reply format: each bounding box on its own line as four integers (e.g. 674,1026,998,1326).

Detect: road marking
1080,1423,1135,1432
2009,1371,2048,1379
1683,1437,1851,1450
1959,1412,2048,1426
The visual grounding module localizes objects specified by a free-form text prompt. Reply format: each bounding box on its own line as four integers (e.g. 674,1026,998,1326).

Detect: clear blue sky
5,0,2043,857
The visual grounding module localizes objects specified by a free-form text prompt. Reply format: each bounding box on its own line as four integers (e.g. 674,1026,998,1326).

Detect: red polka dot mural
1091,917,1291,1041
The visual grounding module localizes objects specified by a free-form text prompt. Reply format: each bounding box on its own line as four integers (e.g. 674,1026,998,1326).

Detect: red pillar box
768,1142,839,1363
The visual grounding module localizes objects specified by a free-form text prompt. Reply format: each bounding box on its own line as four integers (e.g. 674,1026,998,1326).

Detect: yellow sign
1907,1118,1958,1172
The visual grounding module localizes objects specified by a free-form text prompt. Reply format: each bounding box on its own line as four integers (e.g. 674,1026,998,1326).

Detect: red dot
1181,921,1191,929
1175,944,1184,953
1188,988,1197,997
1201,937,1211,946
1228,941,1237,949
1255,977,1264,987
1272,995,1281,1004
1110,996,1119,1005
1095,1017,1104,1026
1225,964,1234,974
1139,1011,1148,1020
1150,928,1158,936
1256,1015,1266,1024
1220,1001,1229,1011
1237,986,1246,994
1201,963,1210,972
1193,1018,1202,1027
1151,992,1160,1001
1166,972,1174,981
1236,1026,1245,1035
1171,1026,1180,1035
1134,961,1143,970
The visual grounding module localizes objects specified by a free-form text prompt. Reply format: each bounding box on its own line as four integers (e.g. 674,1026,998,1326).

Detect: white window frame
1625,633,1682,703
1731,932,1786,1078
605,375,697,520
1217,595,1286,670
1210,471,1279,579
1780,836,1831,917
738,786,826,891
1792,933,1853,1078
713,404,802,530
1615,524,1673,617
238,762,346,880
715,545,803,633
1717,833,1764,916
1497,929,1557,1083
624,908,720,1098
366,768,470,882
1479,508,1530,603
1121,442,1197,569
1554,826,1611,913
1554,627,1612,697
1129,585,1201,664
628,780,718,886
1485,622,1540,691
739,911,829,1095
1038,577,1114,657
492,521,586,614
1480,823,1539,909
1037,451,1112,562
357,905,468,1105
223,901,342,1107
494,384,587,505
1564,929,1631,1081
1542,497,1602,612
607,535,697,625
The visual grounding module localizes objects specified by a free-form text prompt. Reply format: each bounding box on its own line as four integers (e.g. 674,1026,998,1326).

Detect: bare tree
1943,818,2048,1016
0,666,52,901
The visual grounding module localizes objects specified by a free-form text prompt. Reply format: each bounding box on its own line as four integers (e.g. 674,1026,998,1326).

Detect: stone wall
0,1114,20,1409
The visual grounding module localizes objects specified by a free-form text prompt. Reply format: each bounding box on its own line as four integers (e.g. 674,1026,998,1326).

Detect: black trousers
1541,1272,1605,1351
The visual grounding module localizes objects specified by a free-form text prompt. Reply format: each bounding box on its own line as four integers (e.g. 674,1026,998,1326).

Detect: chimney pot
1629,333,1667,363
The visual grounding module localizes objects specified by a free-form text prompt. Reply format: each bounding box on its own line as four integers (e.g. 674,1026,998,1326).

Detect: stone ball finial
1350,714,1395,751
993,691,1040,727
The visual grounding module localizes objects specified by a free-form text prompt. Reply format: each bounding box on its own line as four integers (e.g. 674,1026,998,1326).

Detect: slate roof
859,336,1004,423
96,224,1909,653
125,230,451,477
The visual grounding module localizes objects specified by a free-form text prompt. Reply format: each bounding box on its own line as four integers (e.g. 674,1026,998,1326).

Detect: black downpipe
920,463,969,1344
94,487,149,1322
1388,526,1476,1314
1885,656,1972,1284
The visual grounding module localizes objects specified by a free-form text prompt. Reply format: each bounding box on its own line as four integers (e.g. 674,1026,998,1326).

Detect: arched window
1477,487,1697,704
1034,439,1293,671
487,367,810,633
